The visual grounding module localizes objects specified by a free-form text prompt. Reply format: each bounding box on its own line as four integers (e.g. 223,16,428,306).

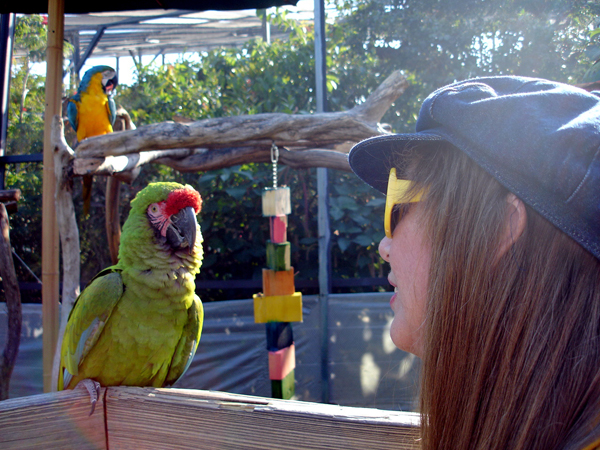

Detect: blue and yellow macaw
67,65,118,142
67,65,118,216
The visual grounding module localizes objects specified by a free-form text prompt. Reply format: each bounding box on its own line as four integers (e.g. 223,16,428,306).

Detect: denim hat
349,76,600,260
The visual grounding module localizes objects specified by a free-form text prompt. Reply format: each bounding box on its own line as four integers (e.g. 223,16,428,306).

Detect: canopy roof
3,0,296,14
62,9,297,60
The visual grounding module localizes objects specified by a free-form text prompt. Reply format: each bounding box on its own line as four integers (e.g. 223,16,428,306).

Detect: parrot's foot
75,379,101,416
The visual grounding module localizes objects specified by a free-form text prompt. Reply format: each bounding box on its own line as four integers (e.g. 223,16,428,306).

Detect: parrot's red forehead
165,188,202,216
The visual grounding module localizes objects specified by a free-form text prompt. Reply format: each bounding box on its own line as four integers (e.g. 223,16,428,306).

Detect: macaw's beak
103,73,118,94
166,206,198,254
104,78,117,94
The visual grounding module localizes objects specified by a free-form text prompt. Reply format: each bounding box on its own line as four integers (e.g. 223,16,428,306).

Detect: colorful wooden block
262,268,295,296
266,322,294,351
262,187,291,217
253,292,303,323
266,241,291,271
269,215,287,243
268,344,296,380
271,369,295,399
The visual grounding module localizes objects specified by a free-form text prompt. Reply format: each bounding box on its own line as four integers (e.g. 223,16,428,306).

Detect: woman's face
378,202,431,357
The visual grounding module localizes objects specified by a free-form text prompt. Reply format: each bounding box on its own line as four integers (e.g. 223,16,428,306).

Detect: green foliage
14,15,47,63
117,16,317,124
4,164,43,297
7,67,45,156
5,16,49,299
8,16,48,156
330,0,599,132
117,59,217,124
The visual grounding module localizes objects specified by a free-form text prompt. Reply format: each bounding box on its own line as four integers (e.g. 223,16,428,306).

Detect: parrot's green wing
58,268,123,390
66,99,79,133
164,295,204,386
107,96,117,127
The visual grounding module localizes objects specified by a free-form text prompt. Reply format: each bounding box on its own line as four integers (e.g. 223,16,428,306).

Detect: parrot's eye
148,203,160,215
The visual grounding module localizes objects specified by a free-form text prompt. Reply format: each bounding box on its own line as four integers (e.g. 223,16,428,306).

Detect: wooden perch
50,115,81,391
155,146,352,173
0,190,20,203
70,71,409,174
0,203,21,400
104,108,138,265
106,177,121,265
0,190,21,214
74,148,196,177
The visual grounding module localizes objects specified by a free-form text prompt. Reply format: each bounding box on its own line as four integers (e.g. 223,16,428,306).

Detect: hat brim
348,131,445,194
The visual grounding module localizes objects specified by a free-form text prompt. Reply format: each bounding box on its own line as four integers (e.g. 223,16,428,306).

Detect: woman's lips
388,277,397,307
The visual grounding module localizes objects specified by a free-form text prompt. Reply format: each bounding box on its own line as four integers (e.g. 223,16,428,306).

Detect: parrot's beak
102,71,118,95
104,78,117,94
166,206,198,254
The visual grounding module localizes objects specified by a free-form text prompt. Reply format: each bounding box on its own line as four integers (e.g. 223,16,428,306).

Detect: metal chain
270,142,279,188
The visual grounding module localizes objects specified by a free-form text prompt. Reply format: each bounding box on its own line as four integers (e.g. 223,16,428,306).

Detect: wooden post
105,177,121,265
42,0,64,393
104,107,137,265
0,202,21,400
50,116,81,390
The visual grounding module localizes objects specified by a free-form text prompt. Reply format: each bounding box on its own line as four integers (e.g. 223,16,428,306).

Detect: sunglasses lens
390,203,410,236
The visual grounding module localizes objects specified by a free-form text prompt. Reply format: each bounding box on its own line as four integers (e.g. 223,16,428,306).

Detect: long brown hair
405,145,600,450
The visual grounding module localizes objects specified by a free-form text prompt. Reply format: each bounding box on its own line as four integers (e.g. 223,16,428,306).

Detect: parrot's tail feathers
74,317,102,368
82,175,93,217
62,368,73,390
179,340,197,380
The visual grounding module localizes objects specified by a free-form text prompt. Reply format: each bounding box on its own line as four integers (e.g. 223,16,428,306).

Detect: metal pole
261,10,271,44
0,14,15,190
74,26,105,74
70,31,79,90
314,0,330,404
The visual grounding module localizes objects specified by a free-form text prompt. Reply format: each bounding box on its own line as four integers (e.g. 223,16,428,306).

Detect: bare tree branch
0,203,21,400
73,71,409,166
154,146,352,173
50,115,81,392
73,149,196,177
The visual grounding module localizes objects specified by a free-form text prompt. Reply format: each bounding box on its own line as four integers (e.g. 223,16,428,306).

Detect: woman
349,76,600,450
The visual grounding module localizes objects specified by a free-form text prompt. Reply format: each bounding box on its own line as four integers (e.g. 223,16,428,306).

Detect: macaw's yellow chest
76,89,113,141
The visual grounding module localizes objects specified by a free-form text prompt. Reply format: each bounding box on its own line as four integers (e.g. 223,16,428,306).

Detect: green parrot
58,182,204,393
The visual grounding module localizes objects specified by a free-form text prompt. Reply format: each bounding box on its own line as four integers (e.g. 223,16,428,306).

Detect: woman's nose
379,236,391,262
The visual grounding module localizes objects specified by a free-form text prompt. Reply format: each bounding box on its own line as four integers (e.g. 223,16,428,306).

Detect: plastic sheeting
0,293,420,411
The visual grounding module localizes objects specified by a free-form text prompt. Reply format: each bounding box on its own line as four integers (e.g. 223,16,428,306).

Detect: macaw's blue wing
67,99,79,133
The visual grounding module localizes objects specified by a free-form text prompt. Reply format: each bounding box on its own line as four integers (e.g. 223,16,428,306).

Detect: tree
4,16,48,295
330,0,600,132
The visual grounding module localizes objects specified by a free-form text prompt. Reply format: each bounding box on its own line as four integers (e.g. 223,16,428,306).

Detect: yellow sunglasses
384,168,425,238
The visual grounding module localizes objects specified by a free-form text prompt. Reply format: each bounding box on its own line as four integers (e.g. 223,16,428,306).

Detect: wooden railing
0,386,421,449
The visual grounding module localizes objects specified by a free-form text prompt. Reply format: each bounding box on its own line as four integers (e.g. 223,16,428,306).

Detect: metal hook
270,142,279,188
